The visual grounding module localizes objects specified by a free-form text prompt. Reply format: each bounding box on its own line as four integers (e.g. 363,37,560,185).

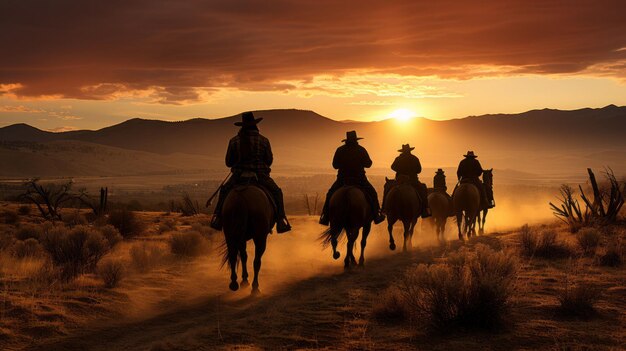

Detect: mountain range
1,105,625,179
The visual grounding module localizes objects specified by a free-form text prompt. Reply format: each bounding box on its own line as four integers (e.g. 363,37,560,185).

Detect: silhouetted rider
319,131,385,226
210,112,291,233
455,151,493,209
388,144,431,218
433,168,454,215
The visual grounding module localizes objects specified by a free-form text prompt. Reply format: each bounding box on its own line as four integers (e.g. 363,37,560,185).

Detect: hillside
1,106,625,177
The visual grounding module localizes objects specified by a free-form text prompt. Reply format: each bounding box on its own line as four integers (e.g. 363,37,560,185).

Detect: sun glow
389,108,416,122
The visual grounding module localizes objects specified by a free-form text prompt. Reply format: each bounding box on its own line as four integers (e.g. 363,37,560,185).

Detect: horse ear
385,177,389,181
489,168,493,171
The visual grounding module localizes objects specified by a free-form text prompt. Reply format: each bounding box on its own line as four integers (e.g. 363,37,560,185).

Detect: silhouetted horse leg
402,220,411,252
456,212,464,241
331,237,340,260
479,209,488,234
227,240,239,291
409,219,417,250
387,220,396,251
251,235,267,295
359,223,371,267
344,231,356,269
239,241,249,288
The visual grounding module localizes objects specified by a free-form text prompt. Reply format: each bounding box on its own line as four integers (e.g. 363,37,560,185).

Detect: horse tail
319,191,349,247
220,198,248,269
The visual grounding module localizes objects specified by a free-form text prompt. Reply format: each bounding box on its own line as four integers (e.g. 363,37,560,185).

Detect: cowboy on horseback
433,168,454,213
388,144,431,218
319,131,385,226
210,111,292,233
455,151,494,209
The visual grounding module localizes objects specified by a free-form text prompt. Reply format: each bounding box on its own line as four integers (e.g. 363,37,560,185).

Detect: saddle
232,171,278,214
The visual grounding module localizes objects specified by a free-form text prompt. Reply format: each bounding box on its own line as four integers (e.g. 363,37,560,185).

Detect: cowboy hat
397,144,415,153
464,151,477,158
342,130,363,142
436,168,445,174
234,111,263,126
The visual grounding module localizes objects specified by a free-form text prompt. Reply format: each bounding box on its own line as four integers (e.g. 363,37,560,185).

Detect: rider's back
333,143,372,178
226,129,273,174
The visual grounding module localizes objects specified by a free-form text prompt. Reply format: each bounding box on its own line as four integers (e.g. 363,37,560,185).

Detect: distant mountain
1,106,625,178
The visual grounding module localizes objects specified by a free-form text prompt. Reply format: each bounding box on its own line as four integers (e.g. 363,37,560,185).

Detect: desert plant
63,210,89,227
400,245,518,331
15,224,44,241
39,225,115,280
519,224,537,256
599,240,623,267
76,187,108,217
521,227,573,259
158,218,177,234
557,281,601,318
97,225,123,247
1,209,19,224
129,242,168,273
108,209,145,238
169,231,206,257
17,205,31,216
98,259,125,288
11,238,45,258
576,228,601,256
372,286,408,322
19,178,75,221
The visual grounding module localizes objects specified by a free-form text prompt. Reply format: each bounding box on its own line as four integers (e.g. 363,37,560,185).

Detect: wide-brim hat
234,111,263,126
436,168,445,174
342,130,363,142
397,144,415,153
464,150,477,158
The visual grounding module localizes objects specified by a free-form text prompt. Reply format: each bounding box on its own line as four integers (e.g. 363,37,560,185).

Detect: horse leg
238,241,249,288
331,236,340,260
387,221,396,251
456,212,464,241
409,219,417,250
359,223,371,267
251,235,267,295
402,220,410,252
227,240,239,291
344,232,356,270
481,209,488,234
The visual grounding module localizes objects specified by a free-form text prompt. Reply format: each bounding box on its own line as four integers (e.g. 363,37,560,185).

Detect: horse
222,182,275,295
453,181,481,240
477,169,493,234
383,178,421,252
320,186,373,269
428,190,451,241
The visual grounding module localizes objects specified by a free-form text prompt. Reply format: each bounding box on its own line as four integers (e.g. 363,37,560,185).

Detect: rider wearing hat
456,151,493,209
210,111,291,233
389,144,431,218
319,131,385,226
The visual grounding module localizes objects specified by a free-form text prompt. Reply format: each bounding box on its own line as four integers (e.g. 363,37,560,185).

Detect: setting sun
389,108,416,122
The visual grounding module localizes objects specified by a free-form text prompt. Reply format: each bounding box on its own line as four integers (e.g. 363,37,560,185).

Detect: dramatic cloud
1,0,625,103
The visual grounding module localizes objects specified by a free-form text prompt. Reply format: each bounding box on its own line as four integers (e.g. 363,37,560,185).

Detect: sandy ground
1,211,625,351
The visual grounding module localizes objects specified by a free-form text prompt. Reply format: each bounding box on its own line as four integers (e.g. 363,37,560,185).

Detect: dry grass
129,242,169,273
63,210,89,227
169,231,207,258
519,225,573,259
158,218,177,234
17,205,31,216
15,224,44,241
399,244,518,331
557,281,602,318
576,227,601,256
372,286,409,322
10,238,45,258
598,239,623,267
97,224,123,247
108,209,145,238
98,259,125,288
1,209,20,224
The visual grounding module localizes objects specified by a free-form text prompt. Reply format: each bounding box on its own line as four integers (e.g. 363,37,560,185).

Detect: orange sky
1,0,625,131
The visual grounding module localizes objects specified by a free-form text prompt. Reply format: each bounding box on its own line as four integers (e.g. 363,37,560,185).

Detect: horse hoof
358,262,365,268
251,288,261,296
229,281,239,291
389,243,396,251
333,252,340,260
240,280,249,288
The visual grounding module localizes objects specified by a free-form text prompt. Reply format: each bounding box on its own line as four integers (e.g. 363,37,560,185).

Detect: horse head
482,169,493,187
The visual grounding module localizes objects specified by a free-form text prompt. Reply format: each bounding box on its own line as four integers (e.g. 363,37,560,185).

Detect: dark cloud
1,0,625,102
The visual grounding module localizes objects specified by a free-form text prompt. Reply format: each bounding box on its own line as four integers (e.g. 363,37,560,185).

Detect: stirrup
319,213,330,226
276,218,291,233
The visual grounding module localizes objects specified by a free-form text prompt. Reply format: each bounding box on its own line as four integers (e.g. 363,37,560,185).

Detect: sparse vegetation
63,210,89,227
17,205,31,216
519,226,573,259
130,242,168,273
97,225,123,247
98,259,125,288
576,228,601,256
158,218,177,233
11,238,44,258
169,231,206,257
108,209,145,238
372,286,408,322
599,239,623,267
399,245,518,331
557,281,602,318
1,209,19,224
20,179,75,221
15,224,43,241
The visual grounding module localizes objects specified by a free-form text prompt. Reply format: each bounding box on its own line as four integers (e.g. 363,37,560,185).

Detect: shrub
98,259,125,288
108,209,145,238
39,225,115,280
520,227,572,259
15,224,44,241
169,231,206,257
576,228,601,256
11,238,45,258
17,205,31,216
1,209,19,224
0,231,15,250
372,286,408,322
130,242,168,273
599,240,623,267
400,245,518,331
158,218,176,234
97,225,123,247
557,281,601,318
63,211,88,227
